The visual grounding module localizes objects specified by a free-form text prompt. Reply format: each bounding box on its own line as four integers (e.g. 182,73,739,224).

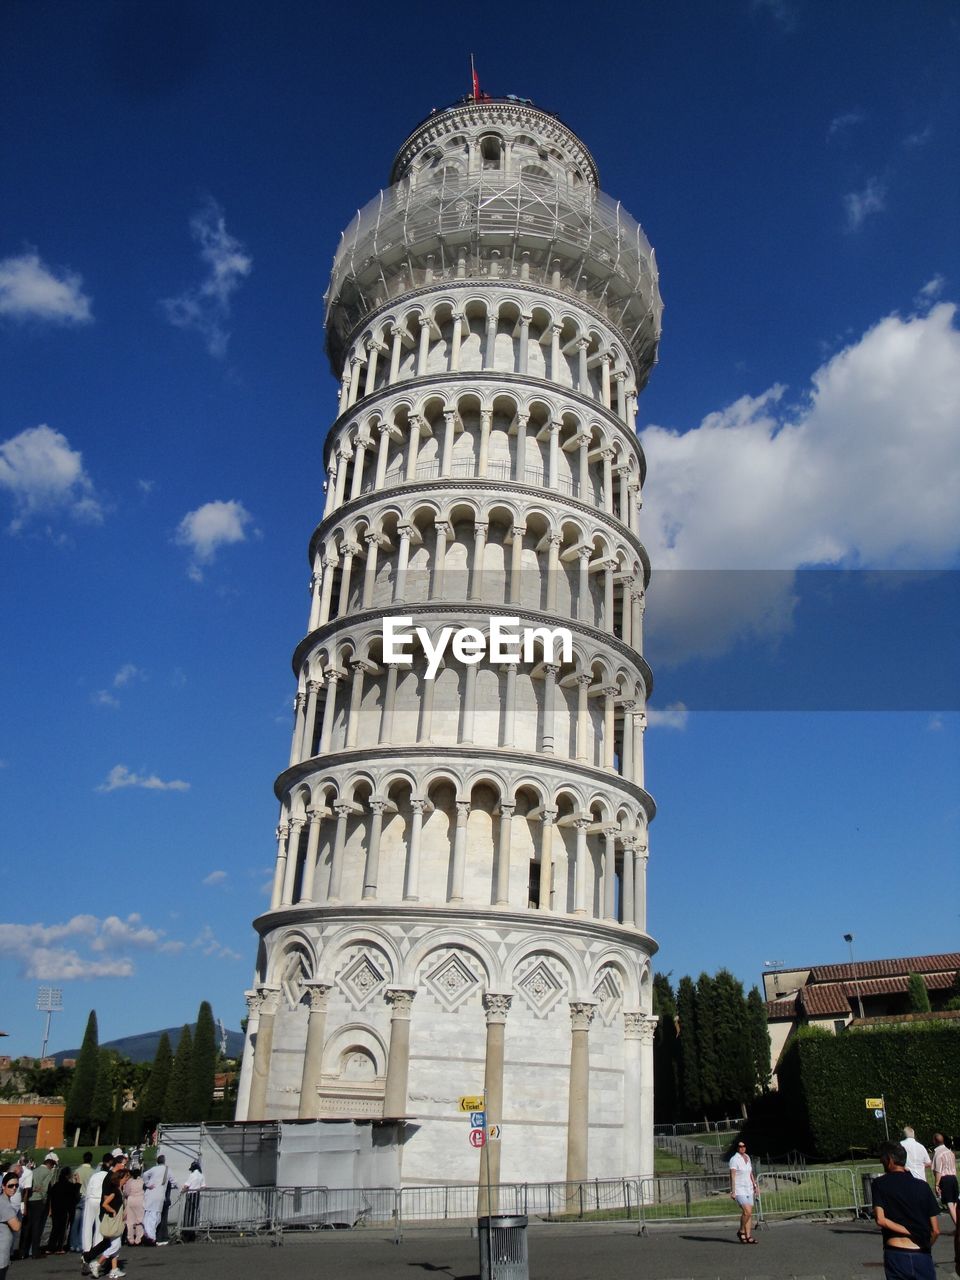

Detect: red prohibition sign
469,1128,486,1148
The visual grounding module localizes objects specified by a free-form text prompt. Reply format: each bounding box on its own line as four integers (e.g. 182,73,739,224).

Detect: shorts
938,1173,958,1206
735,1194,754,1207
882,1249,936,1280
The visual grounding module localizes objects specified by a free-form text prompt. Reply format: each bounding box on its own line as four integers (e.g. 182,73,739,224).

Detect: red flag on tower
470,54,480,102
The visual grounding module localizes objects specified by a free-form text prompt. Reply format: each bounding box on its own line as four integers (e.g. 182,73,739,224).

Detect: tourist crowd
1,1149,205,1280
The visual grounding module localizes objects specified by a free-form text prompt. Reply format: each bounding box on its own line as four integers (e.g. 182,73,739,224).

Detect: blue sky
1,0,958,1056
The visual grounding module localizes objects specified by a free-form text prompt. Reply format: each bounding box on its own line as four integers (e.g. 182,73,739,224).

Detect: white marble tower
236,94,663,1187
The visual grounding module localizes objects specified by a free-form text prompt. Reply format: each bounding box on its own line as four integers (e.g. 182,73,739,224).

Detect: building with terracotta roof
763,952,960,1085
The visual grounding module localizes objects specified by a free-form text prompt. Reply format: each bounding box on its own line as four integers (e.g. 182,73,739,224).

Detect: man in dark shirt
872,1140,942,1279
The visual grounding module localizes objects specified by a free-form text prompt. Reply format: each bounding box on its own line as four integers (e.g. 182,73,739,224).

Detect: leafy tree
90,1049,115,1145
163,1025,193,1122
652,973,679,1121
746,986,772,1095
907,973,932,1013
140,1033,173,1132
676,976,701,1118
713,969,754,1114
66,1010,99,1143
191,1002,217,1122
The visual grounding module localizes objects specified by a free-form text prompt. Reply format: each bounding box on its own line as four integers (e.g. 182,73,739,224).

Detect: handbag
99,1208,124,1239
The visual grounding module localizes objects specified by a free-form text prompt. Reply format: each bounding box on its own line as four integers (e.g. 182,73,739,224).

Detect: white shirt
85,1170,107,1203
901,1136,931,1181
729,1152,754,1197
184,1170,204,1193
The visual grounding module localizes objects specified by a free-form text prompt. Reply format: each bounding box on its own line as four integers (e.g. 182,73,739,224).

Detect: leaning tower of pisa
235,94,663,1187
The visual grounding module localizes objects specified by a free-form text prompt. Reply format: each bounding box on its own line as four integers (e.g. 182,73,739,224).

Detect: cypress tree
676,976,701,1118
191,1002,217,1122
695,973,722,1117
140,1032,173,1132
652,973,680,1122
89,1049,115,1146
66,1010,99,1144
907,973,931,1013
746,986,771,1094
713,969,753,1114
163,1025,193,1122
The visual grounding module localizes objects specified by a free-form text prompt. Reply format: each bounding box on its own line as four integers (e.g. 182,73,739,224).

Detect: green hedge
777,1022,960,1160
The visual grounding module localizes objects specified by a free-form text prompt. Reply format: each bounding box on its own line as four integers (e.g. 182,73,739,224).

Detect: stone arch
403,929,498,990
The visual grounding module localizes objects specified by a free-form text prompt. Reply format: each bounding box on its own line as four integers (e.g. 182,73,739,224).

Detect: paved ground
17,1216,959,1280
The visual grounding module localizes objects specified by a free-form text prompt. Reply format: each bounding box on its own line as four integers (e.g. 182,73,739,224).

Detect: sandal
744,1235,758,1244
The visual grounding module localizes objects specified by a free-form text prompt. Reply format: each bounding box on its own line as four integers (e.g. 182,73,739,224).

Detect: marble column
622,1011,643,1175
246,985,281,1121
300,679,320,759
441,411,457,475
513,412,528,482
383,988,417,1117
621,835,636,927
362,533,380,608
318,670,341,754
270,823,290,910
345,660,366,749
602,826,618,921
539,806,558,912
449,800,470,901
379,663,399,743
573,817,590,915
545,534,561,612
634,845,648,933
235,989,261,1120
638,1014,658,1180
288,691,305,767
326,802,351,901
469,522,487,601
405,414,422,480
403,799,426,900
478,993,512,1214
478,410,492,477
578,548,593,625
297,982,332,1118
603,687,617,770
394,525,414,601
576,673,592,763
541,663,559,753
565,1000,596,1184
509,524,525,604
281,818,305,905
494,801,514,905
449,313,463,372
298,807,324,903
362,798,387,899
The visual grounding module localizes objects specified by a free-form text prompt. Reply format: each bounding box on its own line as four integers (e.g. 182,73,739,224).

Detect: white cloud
827,109,865,140
917,275,945,303
191,924,241,961
903,125,932,148
0,251,92,324
112,663,142,688
751,0,797,31
174,498,255,580
161,200,252,357
0,424,102,533
646,703,689,730
91,689,120,709
927,715,944,732
0,913,182,980
138,479,155,495
843,177,886,231
202,870,228,886
640,300,960,662
96,764,190,792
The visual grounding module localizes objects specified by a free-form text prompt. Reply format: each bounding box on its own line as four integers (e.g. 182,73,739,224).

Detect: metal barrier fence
173,1168,867,1244
653,1119,742,1137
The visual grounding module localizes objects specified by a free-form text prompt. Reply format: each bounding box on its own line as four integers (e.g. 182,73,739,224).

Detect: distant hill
52,1023,244,1065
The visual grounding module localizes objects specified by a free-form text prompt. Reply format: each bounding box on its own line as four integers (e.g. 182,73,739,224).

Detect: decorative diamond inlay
337,952,387,1010
516,958,564,1018
593,969,622,1025
424,952,480,1011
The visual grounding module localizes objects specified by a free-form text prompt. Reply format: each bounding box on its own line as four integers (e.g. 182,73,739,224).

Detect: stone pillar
601,448,614,514
600,354,612,409
634,710,646,788
432,520,450,597
539,806,558,911
635,845,649,933
603,687,617,770
235,989,261,1120
388,324,404,383
638,1014,658,1180
621,579,633,646
614,370,627,421
502,663,518,748
441,411,457,475
383,988,417,1117
450,800,470,900
461,661,477,743
513,412,528,482
573,817,589,915
576,673,592,763
469,521,487,600
602,826,617,921
509,524,525,603
622,1011,643,1175
270,823,290,910
417,668,436,742
297,982,332,1118
298,807,323,902
416,315,431,375
478,993,512,1214
577,339,589,393
361,798,387,899
345,660,366,749
565,1000,596,1184
375,421,392,486
617,466,630,523
394,525,413,601
347,355,362,407
246,985,281,1121
621,700,635,781
629,484,641,535
281,818,305,905
288,691,305,767
327,803,351,901
318,670,340,754
318,555,337,624
363,342,379,397
362,533,380,608
603,561,615,632
334,446,350,507
550,324,561,381
380,664,399,743
546,534,561,611
350,439,368,499
577,548,592,625
403,799,426,900
578,434,590,499
308,561,323,631
518,312,531,374
494,801,514,905
323,462,337,518
300,679,320,759
483,310,497,369
337,541,358,615
621,835,636,927
548,421,561,489
541,663,559,753
449,313,464,371
405,413,422,480
478,409,492,477
634,594,644,652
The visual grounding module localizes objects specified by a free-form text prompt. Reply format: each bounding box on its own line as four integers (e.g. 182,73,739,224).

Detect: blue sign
470,1111,486,1129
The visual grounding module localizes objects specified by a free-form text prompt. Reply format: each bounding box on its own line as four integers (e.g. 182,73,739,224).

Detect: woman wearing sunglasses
1,1174,23,1280
729,1139,760,1244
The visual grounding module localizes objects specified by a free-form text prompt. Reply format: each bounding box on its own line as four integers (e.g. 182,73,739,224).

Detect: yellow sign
459,1095,484,1112
865,1097,883,1109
